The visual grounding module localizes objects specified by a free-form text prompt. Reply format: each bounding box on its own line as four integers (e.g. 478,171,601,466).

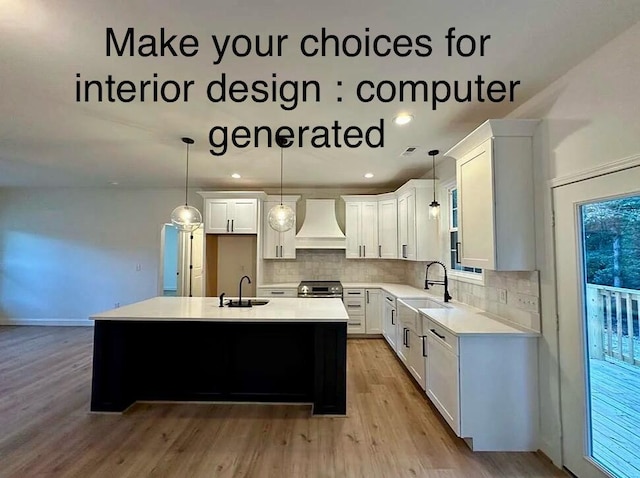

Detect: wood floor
0,326,566,478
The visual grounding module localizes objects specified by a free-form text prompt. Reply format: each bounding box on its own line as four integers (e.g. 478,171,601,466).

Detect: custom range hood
295,199,346,249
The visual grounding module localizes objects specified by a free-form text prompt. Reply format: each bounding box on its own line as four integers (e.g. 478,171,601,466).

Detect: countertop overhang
91,297,348,322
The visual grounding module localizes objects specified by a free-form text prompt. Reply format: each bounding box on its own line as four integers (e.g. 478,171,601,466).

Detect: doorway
554,166,640,478
159,224,204,297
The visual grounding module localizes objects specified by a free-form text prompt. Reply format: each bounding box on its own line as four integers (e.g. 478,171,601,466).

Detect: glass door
555,166,640,478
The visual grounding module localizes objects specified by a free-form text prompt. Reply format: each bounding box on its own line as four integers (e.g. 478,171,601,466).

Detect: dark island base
90,320,347,415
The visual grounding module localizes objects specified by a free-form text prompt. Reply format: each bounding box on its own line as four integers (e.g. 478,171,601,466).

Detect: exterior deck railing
586,284,640,366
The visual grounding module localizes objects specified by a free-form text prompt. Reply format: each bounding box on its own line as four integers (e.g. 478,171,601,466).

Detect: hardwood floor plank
0,327,566,478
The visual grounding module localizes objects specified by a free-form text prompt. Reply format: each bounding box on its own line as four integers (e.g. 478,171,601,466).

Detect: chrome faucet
238,275,252,306
425,261,452,303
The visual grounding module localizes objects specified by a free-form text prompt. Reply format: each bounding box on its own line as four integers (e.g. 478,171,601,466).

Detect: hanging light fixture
428,149,440,220
170,137,203,232
267,134,295,232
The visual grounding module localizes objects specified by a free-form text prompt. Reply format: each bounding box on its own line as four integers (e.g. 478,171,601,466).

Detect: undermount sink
226,299,270,307
400,298,449,311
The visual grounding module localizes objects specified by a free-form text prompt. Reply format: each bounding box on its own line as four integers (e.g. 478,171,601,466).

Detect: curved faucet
238,275,252,306
424,261,452,303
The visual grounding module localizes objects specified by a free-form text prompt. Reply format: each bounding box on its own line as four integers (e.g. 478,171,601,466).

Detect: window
449,188,482,274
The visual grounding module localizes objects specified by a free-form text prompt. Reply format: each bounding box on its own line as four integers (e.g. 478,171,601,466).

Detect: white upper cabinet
396,180,438,262
263,197,299,259
445,119,539,271
377,196,398,259
205,198,258,234
342,197,378,259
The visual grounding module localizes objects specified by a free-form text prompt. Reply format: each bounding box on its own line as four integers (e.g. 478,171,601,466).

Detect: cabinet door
206,200,231,233
344,202,362,258
397,324,410,365
397,194,408,258
407,330,427,390
280,222,296,259
360,202,378,258
378,198,398,259
405,190,416,260
457,139,495,269
263,201,280,258
365,289,382,334
230,199,257,233
382,300,397,351
397,191,415,260
427,334,460,434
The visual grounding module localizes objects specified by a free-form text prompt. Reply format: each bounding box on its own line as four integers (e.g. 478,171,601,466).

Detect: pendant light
428,149,440,220
267,134,295,232
170,137,203,232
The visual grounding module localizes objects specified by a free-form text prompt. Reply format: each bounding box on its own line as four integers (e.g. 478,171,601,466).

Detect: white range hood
295,199,346,249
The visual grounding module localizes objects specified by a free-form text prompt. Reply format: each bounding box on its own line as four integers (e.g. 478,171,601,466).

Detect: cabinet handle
391,309,395,325
379,245,382,257
455,242,461,264
231,219,234,232
226,219,230,232
366,290,369,303
430,328,446,340
271,291,285,295
348,304,362,308
386,296,393,303
402,327,407,346
363,245,366,256
422,336,427,357
347,291,360,295
359,245,362,257
280,245,283,257
402,244,407,258
406,328,410,348
276,245,279,258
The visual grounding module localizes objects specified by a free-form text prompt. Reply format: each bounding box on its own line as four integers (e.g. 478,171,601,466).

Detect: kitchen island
90,297,347,415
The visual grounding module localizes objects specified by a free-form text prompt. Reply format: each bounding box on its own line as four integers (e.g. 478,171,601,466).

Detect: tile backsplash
265,252,541,332
405,262,541,332
262,250,406,284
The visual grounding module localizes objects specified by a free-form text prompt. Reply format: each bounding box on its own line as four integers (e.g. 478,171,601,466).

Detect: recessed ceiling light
109,181,119,186
364,173,374,179
231,173,241,179
393,113,413,125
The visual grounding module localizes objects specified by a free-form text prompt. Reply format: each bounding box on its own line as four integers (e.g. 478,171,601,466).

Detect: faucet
424,261,452,303
219,292,226,308
238,275,252,306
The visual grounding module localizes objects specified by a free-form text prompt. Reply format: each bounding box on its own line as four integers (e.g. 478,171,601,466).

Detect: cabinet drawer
344,288,365,297
425,319,459,356
344,298,365,316
383,293,396,308
257,288,297,298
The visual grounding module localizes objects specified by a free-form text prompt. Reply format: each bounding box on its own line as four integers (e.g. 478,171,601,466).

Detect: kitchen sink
226,299,270,307
399,298,448,310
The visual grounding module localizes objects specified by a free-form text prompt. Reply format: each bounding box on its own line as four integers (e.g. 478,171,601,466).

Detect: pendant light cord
280,145,284,206
432,152,436,202
184,142,190,206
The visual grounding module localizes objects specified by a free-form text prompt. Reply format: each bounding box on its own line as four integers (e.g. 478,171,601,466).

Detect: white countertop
260,281,539,337
418,308,538,337
91,297,348,323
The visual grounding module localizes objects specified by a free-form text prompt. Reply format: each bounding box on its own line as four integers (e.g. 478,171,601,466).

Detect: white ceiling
2,0,640,189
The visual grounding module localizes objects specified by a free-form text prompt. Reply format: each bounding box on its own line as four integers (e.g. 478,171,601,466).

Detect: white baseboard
0,318,94,326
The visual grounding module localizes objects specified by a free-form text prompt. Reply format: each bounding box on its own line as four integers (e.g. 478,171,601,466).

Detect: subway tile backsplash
262,250,406,284
265,251,541,332
405,263,541,332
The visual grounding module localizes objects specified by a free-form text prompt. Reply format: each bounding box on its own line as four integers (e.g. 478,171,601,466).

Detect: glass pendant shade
429,201,441,219
268,203,295,232
170,137,202,232
171,204,203,232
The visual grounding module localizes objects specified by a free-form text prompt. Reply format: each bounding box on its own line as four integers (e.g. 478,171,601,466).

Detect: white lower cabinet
422,316,539,452
256,287,297,297
426,330,460,434
343,289,366,334
382,293,397,349
365,289,382,334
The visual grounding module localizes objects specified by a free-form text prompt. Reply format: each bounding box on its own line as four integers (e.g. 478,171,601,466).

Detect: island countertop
90,296,348,322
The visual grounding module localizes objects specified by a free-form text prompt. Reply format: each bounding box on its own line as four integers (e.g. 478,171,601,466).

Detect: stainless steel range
297,280,343,298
